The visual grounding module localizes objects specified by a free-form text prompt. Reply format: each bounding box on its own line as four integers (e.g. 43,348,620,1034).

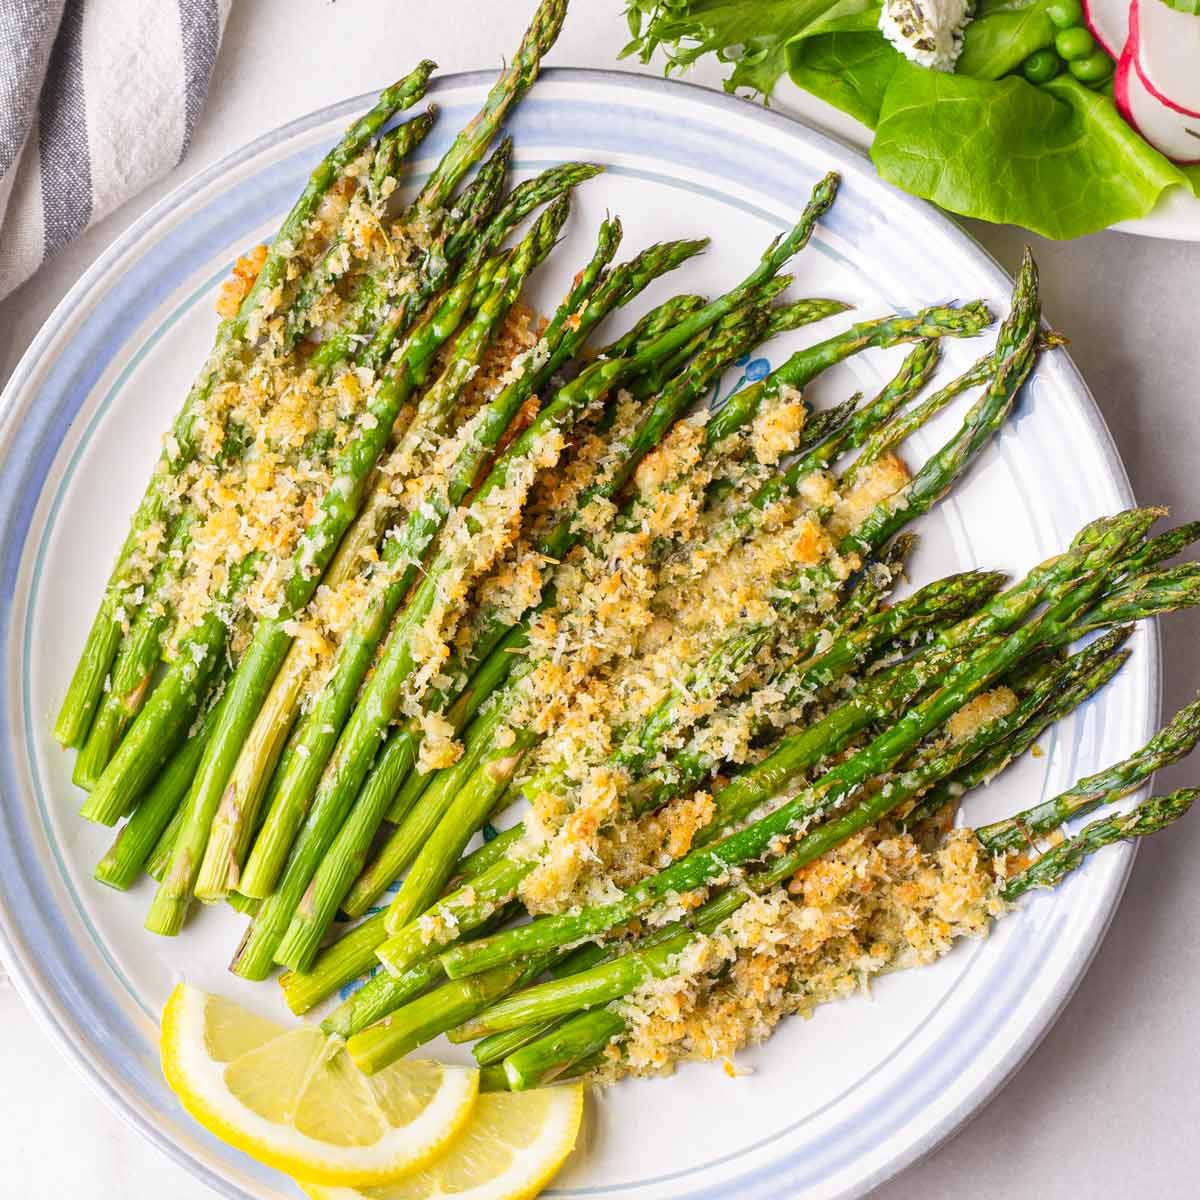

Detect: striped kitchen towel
0,0,232,301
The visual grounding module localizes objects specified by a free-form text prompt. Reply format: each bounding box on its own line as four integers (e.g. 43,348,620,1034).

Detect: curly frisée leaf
870,68,1191,237
622,0,876,98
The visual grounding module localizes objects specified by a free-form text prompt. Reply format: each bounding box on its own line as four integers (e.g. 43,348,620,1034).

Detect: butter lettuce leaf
870,68,1190,237
955,0,1056,79
786,30,898,127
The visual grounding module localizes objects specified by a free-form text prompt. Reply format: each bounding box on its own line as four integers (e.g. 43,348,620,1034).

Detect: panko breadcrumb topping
140,192,1014,1087
606,827,1005,1080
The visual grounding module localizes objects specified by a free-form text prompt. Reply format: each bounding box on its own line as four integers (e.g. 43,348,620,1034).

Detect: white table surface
2,3,1199,1197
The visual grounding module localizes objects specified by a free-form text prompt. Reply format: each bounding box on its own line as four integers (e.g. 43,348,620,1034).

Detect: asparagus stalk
1000,789,1198,899
409,0,567,219
319,902,522,1038
343,626,533,914
370,112,434,203
146,804,184,882
977,689,1200,856
900,625,1133,829
621,274,788,403
54,61,436,749
1067,564,1200,638
349,935,571,1073
332,0,573,373
72,518,195,789
502,1008,625,1089
278,912,389,1016
480,1051,603,1091
840,349,997,490
452,824,526,887
273,670,534,971
352,136,520,372
1120,521,1200,573
701,300,991,451
468,1015,565,1065
92,690,227,890
598,294,708,358
313,160,604,377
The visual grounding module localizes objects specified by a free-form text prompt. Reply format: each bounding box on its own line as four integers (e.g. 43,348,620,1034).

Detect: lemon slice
161,983,478,1186
300,1084,584,1200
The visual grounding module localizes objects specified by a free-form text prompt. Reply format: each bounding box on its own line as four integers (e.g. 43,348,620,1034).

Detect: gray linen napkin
0,0,231,300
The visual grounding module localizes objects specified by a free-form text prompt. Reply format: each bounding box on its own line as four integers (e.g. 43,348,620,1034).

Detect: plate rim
0,64,1158,1200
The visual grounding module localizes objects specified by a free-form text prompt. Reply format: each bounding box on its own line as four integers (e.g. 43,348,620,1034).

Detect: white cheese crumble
879,0,973,72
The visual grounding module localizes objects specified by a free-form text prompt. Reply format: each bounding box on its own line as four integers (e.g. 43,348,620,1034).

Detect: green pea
1069,50,1114,83
1046,0,1084,29
1055,26,1096,60
1022,48,1062,84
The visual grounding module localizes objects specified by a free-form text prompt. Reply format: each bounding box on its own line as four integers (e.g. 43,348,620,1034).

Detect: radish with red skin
1133,0,1200,116
1115,36,1200,162
1082,0,1134,56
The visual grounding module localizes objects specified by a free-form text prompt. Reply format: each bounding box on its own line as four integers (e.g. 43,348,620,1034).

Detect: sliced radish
1133,0,1200,117
1082,0,1134,58
1115,38,1200,161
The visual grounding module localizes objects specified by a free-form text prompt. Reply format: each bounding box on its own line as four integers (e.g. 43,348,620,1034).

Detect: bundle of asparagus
65,0,1200,1100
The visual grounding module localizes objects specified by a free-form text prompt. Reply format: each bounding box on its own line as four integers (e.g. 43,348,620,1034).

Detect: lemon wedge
300,1084,584,1200
160,983,478,1186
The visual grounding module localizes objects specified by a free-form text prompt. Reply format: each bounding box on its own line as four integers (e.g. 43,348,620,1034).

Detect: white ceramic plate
0,69,1158,1199
773,78,1200,241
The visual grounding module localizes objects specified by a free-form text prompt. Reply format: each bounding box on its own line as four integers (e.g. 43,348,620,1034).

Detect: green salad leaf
870,69,1190,237
1156,0,1200,13
955,0,1056,80
786,29,898,127
623,0,874,97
